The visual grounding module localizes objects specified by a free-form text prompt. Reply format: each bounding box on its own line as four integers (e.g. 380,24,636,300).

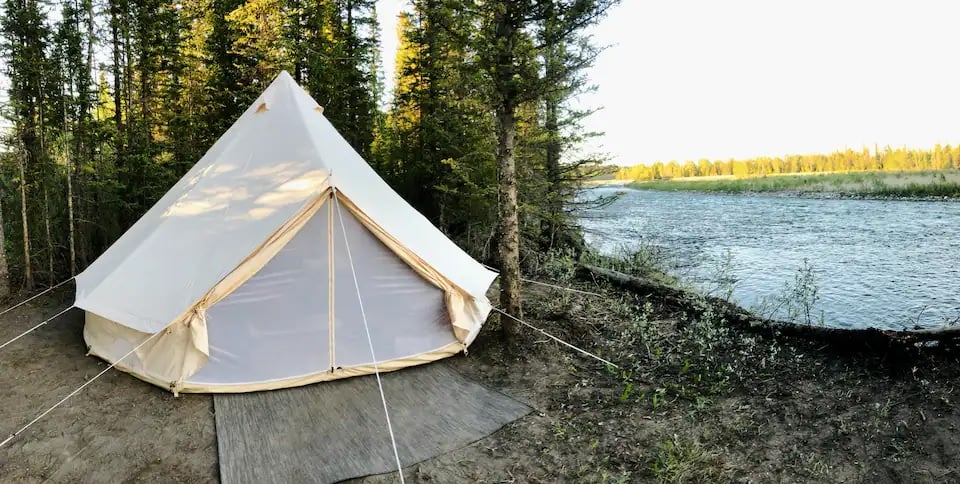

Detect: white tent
74,71,498,394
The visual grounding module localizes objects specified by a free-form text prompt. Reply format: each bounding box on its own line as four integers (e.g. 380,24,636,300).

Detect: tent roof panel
76,74,330,332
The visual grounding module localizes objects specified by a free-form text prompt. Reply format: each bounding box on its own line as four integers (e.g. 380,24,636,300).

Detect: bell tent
73,71,498,394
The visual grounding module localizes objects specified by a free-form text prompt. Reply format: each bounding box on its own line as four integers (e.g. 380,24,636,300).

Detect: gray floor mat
213,362,530,484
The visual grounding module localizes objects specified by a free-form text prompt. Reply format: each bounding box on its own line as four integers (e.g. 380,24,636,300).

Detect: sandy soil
0,291,217,483
1,281,959,483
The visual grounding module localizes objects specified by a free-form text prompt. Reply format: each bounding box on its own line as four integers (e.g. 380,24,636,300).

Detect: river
579,187,960,330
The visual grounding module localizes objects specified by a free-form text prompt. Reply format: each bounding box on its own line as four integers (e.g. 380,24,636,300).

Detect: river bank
2,265,958,482
625,169,960,200
380,260,960,482
366,257,960,482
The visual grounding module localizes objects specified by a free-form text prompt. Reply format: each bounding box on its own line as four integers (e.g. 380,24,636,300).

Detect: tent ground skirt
213,362,530,483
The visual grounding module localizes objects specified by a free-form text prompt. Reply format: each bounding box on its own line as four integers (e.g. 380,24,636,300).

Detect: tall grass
627,170,960,198
869,182,960,198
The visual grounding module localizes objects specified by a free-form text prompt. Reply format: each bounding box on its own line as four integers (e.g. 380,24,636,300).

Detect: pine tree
1,0,53,289
52,0,88,276
376,2,494,229
536,1,608,253
301,0,380,157
206,0,259,139
225,0,291,86
476,0,618,338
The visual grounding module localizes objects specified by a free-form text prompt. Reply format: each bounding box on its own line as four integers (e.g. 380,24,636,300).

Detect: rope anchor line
480,263,604,297
333,191,406,484
0,305,75,352
491,306,619,369
0,324,166,449
0,276,75,320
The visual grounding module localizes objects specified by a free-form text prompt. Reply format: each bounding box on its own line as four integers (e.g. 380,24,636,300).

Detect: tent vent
256,102,268,113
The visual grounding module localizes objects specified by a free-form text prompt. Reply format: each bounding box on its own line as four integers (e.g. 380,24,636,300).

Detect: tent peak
263,70,297,93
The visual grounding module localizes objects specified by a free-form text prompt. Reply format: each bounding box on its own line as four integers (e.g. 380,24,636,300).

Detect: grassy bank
627,169,960,199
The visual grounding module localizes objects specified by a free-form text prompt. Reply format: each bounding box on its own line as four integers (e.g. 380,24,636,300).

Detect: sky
377,0,960,166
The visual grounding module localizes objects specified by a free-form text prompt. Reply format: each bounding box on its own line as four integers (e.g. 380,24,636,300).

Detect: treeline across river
616,144,960,181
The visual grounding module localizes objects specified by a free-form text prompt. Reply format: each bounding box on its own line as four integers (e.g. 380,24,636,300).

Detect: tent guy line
491,306,620,369
0,305,75,352
0,276,75,320
0,323,167,449
0,303,616,456
333,191,406,484
480,263,604,297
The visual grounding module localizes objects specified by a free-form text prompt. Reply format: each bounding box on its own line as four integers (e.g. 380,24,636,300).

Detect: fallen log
576,263,960,347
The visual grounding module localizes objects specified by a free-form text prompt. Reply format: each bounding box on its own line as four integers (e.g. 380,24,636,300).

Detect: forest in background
616,145,960,181
0,0,617,321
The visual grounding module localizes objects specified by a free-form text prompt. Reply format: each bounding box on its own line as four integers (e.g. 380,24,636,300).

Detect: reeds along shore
626,170,960,199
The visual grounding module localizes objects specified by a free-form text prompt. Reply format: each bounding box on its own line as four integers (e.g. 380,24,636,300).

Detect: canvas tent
74,71,498,394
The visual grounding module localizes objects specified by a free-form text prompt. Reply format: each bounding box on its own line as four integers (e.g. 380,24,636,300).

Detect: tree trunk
43,188,53,285
543,93,561,248
111,0,123,161
0,196,10,298
85,0,95,85
36,83,50,287
77,0,95,271
292,1,304,82
491,3,522,340
18,146,33,290
66,154,76,276
497,100,522,337
123,6,132,134
63,79,77,276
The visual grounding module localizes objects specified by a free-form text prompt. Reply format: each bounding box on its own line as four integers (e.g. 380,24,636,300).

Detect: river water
579,187,960,330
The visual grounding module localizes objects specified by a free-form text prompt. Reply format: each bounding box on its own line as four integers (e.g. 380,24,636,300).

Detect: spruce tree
1,0,53,289
476,0,618,337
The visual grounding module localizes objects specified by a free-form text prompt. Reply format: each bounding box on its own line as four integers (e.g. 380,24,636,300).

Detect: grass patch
650,435,727,483
627,170,960,198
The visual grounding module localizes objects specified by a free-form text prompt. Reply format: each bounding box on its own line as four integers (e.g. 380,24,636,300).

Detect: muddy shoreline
737,190,960,203
626,185,960,203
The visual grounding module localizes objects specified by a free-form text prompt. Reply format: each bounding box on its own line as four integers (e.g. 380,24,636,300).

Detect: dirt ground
0,291,217,483
1,280,959,483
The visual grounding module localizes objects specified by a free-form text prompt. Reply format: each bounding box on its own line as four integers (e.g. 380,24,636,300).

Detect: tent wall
83,191,485,394
186,202,333,385
331,199,454,368
84,310,464,394
84,312,151,380
185,197,459,389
